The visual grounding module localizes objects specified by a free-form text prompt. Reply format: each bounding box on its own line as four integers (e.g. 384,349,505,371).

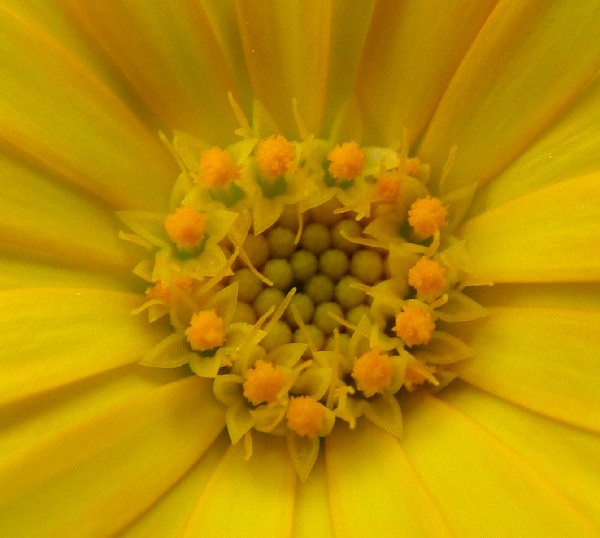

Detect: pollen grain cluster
118,101,486,480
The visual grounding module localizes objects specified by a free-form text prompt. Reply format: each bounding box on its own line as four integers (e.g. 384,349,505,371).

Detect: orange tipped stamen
376,172,402,202
164,206,207,251
243,359,286,405
256,135,296,180
407,196,448,239
408,257,446,302
286,396,325,438
393,306,435,347
185,309,226,351
405,157,421,175
352,349,394,397
198,146,240,187
327,141,365,181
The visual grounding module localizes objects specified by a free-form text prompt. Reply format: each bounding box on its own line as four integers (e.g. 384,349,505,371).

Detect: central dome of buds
118,98,487,480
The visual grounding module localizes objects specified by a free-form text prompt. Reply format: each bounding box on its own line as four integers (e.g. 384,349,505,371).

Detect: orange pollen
327,141,365,181
393,306,435,347
376,172,402,202
407,196,448,239
243,359,286,406
256,135,296,180
198,146,240,188
286,396,325,438
185,310,226,351
405,365,428,385
352,349,394,397
406,157,421,175
146,281,170,303
164,206,207,251
408,257,446,301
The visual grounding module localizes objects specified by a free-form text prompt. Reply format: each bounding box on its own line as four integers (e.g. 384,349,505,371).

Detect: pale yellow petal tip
117,100,488,479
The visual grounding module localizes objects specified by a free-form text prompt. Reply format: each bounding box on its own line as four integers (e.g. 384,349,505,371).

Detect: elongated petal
0,154,140,269
402,395,599,536
182,434,296,537
63,1,240,145
470,75,600,215
119,433,231,537
236,0,331,135
0,288,167,405
0,376,225,537
440,382,600,526
459,173,600,282
357,0,497,145
0,6,174,210
452,307,600,432
419,0,600,192
0,364,185,459
326,421,452,537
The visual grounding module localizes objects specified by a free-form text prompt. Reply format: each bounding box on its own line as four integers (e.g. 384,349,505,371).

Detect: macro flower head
1,1,600,537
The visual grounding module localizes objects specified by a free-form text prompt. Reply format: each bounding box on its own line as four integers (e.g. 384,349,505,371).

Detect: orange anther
376,172,402,202
256,135,296,180
405,157,420,175
327,141,365,181
408,257,446,301
164,206,207,251
407,196,448,239
286,395,325,438
352,349,394,397
243,359,286,405
185,310,226,351
393,306,435,347
198,146,240,188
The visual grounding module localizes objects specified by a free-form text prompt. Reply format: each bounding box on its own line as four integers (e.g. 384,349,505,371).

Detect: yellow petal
452,307,600,432
440,382,600,527
0,154,141,270
325,421,452,537
357,0,497,145
470,75,600,215
458,173,600,282
63,1,240,145
419,1,600,192
468,282,600,311
236,0,331,135
119,433,231,538
182,433,296,537
0,244,138,291
0,364,185,459
0,6,175,210
0,288,168,405
402,394,599,536
0,376,224,537
292,456,334,538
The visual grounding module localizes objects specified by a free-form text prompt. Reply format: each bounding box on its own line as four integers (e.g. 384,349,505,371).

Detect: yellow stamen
327,141,365,181
256,135,296,180
393,306,435,347
408,257,446,301
352,349,394,397
376,172,402,202
408,196,448,239
198,146,240,188
243,359,286,405
286,396,325,438
164,206,207,251
185,310,226,351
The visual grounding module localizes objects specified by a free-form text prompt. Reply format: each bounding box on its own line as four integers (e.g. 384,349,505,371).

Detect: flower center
118,99,487,480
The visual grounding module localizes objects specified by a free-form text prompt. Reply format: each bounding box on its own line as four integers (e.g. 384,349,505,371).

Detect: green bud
300,222,330,255
313,302,344,335
319,249,349,281
350,250,384,284
304,274,334,304
290,250,318,281
262,259,293,290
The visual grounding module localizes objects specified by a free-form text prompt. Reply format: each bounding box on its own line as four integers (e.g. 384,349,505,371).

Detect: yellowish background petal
419,0,600,192
440,383,600,527
402,395,599,536
0,377,224,537
326,421,453,537
357,0,498,145
451,307,600,432
459,173,600,282
0,288,168,405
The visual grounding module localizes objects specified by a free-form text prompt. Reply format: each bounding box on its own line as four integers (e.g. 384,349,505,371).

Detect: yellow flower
1,2,600,537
